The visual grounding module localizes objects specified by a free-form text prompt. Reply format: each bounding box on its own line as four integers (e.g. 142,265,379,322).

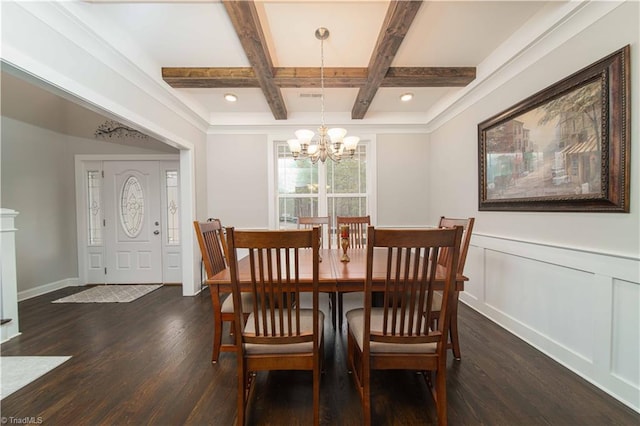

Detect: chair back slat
193,219,227,280
336,215,371,248
380,245,436,338
365,226,463,349
227,228,320,346
298,216,331,249
438,217,475,274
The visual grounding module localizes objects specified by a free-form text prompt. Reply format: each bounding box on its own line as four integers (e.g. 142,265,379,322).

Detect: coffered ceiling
163,1,476,120
2,0,563,138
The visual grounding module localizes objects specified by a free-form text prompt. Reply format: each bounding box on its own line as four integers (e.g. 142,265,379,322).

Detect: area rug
1,356,71,399
51,285,162,304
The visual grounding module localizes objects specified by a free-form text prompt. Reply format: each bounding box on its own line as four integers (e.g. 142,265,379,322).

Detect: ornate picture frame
478,45,630,212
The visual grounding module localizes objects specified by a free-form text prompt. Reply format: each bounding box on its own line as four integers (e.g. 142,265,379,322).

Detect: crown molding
424,0,626,133
206,122,429,135
4,1,625,140
55,2,210,131
2,1,208,145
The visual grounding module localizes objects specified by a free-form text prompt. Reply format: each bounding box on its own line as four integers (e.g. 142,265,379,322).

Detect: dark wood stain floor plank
1,287,638,425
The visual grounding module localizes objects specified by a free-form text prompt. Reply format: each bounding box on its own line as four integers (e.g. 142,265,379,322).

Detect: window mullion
317,162,328,217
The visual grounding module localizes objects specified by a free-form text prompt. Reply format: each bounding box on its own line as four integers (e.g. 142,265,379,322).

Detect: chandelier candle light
287,27,359,164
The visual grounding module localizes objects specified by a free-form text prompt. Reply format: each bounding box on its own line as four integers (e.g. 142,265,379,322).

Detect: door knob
153,230,160,235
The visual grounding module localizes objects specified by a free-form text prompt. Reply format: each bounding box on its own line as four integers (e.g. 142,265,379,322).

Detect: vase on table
340,224,350,262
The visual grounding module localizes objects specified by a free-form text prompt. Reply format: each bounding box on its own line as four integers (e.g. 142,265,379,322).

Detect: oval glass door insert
120,175,145,238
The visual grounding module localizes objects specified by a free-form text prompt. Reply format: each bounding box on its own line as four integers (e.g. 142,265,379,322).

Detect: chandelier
287,27,359,164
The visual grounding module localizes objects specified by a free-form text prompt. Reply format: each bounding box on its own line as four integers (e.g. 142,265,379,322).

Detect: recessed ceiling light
400,93,413,102
224,93,238,102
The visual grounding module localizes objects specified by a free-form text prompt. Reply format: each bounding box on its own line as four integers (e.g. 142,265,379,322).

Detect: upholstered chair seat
346,308,437,354
243,309,324,354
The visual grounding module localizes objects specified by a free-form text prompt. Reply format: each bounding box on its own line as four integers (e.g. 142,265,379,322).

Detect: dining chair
298,216,337,328
193,219,254,363
226,227,324,426
336,215,370,248
346,225,463,426
430,216,475,360
297,216,332,249
336,215,371,328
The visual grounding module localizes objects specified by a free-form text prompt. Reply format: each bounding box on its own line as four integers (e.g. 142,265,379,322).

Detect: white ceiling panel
178,87,272,113
368,87,459,113
259,1,390,67
283,87,360,113
396,1,555,66
86,2,250,67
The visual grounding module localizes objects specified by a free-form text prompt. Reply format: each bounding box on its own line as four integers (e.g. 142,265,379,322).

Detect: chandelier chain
320,33,325,129
287,27,359,164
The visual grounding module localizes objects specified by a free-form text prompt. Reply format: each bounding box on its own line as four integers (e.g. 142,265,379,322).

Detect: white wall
1,117,177,295
206,134,270,229
376,133,430,227
429,2,639,412
205,132,433,229
429,3,639,255
2,119,76,292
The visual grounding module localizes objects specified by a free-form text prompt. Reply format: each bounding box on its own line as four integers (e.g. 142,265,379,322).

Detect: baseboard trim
1,331,22,344
18,278,79,301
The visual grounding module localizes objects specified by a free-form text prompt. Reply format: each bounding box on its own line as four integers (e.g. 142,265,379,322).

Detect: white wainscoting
461,234,640,413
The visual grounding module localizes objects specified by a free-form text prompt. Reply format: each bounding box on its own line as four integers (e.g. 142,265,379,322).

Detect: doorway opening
76,157,181,285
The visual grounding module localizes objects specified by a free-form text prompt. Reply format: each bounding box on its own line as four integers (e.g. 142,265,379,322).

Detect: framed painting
478,45,630,212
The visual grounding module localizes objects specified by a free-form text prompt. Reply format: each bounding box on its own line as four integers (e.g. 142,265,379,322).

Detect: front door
103,161,163,283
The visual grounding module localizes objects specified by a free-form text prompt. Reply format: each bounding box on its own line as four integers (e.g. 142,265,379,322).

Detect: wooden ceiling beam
162,67,369,88
162,67,259,88
351,0,423,119
162,66,475,89
272,67,368,88
380,67,476,87
222,0,287,119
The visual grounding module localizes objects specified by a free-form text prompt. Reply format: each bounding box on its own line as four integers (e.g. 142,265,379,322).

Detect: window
165,170,180,244
272,139,375,237
120,175,145,238
326,145,368,220
277,144,319,227
87,170,103,245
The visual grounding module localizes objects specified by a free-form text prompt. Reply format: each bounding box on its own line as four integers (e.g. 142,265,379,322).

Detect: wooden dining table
209,248,467,332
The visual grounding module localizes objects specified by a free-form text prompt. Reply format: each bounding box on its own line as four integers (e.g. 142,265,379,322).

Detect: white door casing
76,156,182,286
103,161,163,283
159,161,182,283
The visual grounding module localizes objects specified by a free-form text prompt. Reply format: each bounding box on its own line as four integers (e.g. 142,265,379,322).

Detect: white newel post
1,208,20,342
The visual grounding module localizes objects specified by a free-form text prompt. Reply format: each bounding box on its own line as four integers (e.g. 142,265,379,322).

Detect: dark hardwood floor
2,286,638,425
